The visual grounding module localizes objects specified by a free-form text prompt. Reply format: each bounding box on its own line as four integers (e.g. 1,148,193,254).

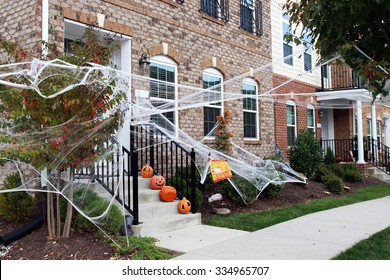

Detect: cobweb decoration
0,50,374,245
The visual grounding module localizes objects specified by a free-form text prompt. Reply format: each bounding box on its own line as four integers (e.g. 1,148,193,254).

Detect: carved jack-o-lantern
150,175,166,190
159,186,177,202
178,197,191,214
141,165,154,178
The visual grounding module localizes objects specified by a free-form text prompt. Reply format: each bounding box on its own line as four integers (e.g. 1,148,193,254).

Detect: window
367,119,372,138
243,79,259,139
307,105,315,133
203,68,223,136
240,0,263,36
150,56,178,134
282,15,293,66
303,33,312,72
377,120,381,143
200,0,229,21
286,101,296,146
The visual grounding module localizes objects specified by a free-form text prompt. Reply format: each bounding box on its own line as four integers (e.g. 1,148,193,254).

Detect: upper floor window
282,15,293,66
303,33,312,72
203,68,223,137
150,56,178,134
307,104,315,133
243,78,259,139
240,0,263,36
200,0,230,22
367,119,372,138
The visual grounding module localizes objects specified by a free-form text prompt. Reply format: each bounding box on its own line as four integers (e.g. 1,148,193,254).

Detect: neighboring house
0,0,276,159
270,0,322,159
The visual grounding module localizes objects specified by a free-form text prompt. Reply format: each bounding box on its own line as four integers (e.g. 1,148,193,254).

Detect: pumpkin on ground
159,186,177,202
150,175,166,190
178,197,191,214
141,165,154,178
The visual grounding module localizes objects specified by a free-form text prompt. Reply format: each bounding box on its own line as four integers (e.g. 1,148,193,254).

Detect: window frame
243,78,259,140
200,0,230,22
303,33,313,72
307,104,315,133
240,0,263,37
203,68,223,138
286,100,297,147
149,55,179,135
282,14,293,66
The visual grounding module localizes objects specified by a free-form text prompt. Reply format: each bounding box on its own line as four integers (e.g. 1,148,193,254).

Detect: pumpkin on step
150,175,166,190
178,197,191,214
159,186,177,202
141,165,154,178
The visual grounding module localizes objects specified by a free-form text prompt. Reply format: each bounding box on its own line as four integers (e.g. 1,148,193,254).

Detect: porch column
356,100,365,163
371,104,377,160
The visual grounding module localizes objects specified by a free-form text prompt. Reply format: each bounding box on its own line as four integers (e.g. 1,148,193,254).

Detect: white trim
286,100,297,147
307,103,315,132
149,56,179,136
243,78,259,140
42,0,49,57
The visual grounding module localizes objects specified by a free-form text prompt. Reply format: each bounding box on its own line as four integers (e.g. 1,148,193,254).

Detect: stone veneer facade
0,0,277,183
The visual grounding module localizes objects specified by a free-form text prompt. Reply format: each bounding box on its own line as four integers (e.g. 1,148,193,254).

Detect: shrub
288,128,323,178
66,188,123,235
167,176,203,209
323,173,344,194
260,183,284,198
221,176,260,205
0,172,35,222
313,163,332,182
342,163,363,182
328,163,345,178
324,147,336,165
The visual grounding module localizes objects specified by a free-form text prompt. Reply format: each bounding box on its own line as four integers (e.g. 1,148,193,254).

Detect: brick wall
1,0,276,180
273,73,320,158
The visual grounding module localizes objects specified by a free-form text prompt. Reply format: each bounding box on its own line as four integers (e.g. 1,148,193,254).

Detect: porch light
319,110,324,118
139,53,150,71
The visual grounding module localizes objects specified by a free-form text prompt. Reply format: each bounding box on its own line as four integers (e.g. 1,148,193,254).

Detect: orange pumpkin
159,186,177,202
141,165,154,178
150,175,166,190
178,197,191,214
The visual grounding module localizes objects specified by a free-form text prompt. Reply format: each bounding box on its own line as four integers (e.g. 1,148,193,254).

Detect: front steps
366,167,390,184
92,176,201,237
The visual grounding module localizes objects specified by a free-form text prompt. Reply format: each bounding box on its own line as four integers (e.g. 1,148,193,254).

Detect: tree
0,28,125,239
285,0,390,99
288,128,322,178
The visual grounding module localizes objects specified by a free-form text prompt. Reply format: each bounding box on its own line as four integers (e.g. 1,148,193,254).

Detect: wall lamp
139,52,150,71
319,110,324,118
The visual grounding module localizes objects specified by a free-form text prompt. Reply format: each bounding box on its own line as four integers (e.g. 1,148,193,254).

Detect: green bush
66,188,123,235
328,163,345,178
167,176,203,210
221,176,260,205
260,183,284,198
0,172,35,222
324,147,336,165
313,163,332,182
323,173,344,194
288,128,323,178
342,163,363,182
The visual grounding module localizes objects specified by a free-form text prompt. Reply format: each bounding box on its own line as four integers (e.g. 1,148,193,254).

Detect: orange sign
210,159,233,183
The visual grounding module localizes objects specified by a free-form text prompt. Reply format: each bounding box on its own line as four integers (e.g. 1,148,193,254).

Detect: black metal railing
131,123,198,213
370,139,390,174
200,0,229,22
318,63,366,92
321,138,390,175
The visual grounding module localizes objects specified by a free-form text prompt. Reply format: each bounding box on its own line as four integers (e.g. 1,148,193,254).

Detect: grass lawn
205,185,390,232
332,226,390,260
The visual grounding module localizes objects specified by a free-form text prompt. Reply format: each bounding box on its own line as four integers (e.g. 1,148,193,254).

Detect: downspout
41,0,49,187
42,0,49,57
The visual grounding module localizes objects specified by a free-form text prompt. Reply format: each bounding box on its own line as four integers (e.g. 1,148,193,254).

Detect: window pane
240,0,254,33
304,53,312,72
244,111,256,138
307,108,314,127
150,63,175,100
204,107,221,136
286,105,295,125
367,119,371,136
201,0,219,18
243,83,257,111
287,126,295,146
283,44,293,65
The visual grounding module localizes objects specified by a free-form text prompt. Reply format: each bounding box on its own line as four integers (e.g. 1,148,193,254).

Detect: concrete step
366,167,390,183
136,213,202,237
139,200,181,221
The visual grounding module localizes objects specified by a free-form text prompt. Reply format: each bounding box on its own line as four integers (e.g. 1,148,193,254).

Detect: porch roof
317,88,373,104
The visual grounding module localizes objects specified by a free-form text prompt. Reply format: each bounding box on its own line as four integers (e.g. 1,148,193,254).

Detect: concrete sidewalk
154,196,390,260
